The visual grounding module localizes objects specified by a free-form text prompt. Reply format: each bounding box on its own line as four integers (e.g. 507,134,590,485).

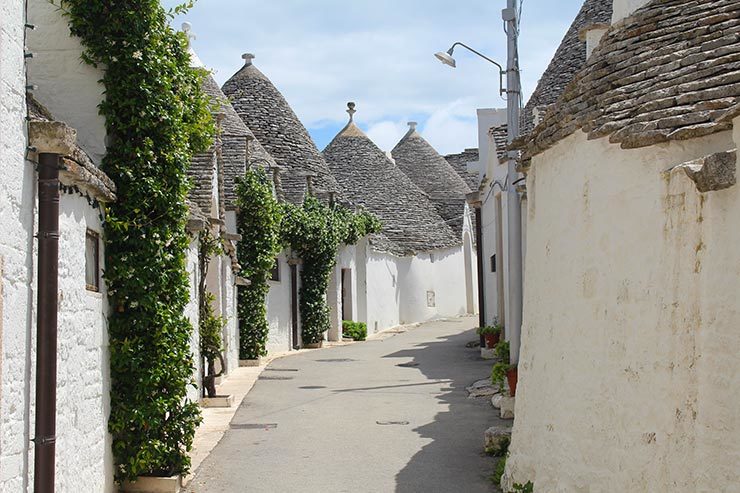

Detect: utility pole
503,0,523,364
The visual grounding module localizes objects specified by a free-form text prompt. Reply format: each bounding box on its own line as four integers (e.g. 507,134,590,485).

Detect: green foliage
235,168,283,359
342,320,367,341
200,292,226,363
485,435,510,457
512,482,534,493
491,454,507,487
281,196,381,344
59,0,214,481
491,340,511,390
476,325,502,336
198,231,225,364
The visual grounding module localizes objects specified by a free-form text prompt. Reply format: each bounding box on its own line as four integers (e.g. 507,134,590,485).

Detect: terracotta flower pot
506,367,518,397
304,341,323,349
484,332,500,349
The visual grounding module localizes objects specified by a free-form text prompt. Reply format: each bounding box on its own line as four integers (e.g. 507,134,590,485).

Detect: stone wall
504,127,738,492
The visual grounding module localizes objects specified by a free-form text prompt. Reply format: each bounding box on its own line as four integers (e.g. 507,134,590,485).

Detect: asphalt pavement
186,316,504,493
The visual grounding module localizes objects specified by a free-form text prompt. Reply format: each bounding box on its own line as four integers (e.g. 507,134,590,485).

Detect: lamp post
435,0,523,364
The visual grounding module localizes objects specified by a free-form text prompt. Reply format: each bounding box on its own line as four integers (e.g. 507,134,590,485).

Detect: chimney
242,53,255,66
579,23,610,59
407,121,417,131
611,0,651,25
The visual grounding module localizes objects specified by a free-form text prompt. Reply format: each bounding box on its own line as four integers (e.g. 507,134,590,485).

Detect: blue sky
166,0,587,154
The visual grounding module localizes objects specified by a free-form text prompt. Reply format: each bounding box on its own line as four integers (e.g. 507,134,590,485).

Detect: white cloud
167,0,587,154
420,100,479,155
365,120,409,152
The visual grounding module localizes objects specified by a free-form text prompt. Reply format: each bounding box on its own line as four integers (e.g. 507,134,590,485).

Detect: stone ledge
676,149,736,193
28,120,76,155
201,395,233,408
120,475,181,493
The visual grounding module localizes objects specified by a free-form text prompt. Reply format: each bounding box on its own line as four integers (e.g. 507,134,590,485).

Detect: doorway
341,268,353,321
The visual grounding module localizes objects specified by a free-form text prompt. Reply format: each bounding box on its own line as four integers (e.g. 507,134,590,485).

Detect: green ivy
198,230,226,394
281,195,381,344
59,0,215,481
235,168,283,359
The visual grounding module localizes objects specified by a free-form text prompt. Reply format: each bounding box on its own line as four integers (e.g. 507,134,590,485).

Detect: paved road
186,317,505,493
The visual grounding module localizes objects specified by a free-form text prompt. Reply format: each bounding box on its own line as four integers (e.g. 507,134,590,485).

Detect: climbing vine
198,230,226,398
59,0,214,481
281,195,381,344
235,167,283,359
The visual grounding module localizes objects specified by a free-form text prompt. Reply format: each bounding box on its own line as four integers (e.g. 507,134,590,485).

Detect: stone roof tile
521,0,613,134
323,108,461,255
444,148,480,190
391,124,471,236
517,0,740,159
222,54,340,204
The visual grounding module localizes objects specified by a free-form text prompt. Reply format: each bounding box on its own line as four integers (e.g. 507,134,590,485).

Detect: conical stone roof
323,104,460,255
391,124,471,236
199,73,281,207
222,53,340,204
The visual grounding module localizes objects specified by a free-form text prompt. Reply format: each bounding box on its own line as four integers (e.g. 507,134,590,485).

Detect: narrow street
186,317,505,493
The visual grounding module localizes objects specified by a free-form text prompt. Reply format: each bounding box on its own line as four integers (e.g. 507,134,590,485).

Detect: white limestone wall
364,250,402,334
265,251,293,353
55,194,113,493
398,246,467,324
185,238,201,403
504,128,738,492
0,0,36,489
221,261,238,373
26,0,106,163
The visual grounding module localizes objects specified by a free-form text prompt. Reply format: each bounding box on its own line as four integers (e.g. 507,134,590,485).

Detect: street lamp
434,42,506,96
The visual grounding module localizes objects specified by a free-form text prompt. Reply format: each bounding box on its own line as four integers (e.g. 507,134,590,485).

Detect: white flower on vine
132,50,143,60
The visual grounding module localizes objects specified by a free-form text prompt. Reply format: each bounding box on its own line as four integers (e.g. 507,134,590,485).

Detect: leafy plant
491,340,511,390
477,325,502,336
198,230,226,397
342,320,367,341
485,434,510,457
235,167,283,359
491,454,507,487
59,0,214,481
281,196,380,345
512,482,534,493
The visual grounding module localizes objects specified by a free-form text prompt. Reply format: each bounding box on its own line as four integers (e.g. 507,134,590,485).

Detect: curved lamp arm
439,42,507,96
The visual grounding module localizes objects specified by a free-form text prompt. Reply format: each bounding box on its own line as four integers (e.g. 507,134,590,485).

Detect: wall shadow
383,326,510,493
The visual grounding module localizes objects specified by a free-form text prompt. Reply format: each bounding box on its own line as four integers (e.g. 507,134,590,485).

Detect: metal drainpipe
34,152,60,493
474,206,486,339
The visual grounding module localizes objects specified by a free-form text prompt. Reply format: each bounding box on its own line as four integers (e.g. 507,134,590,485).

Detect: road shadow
383,326,510,493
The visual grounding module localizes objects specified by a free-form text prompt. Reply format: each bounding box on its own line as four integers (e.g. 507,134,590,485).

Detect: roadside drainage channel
230,423,278,430
376,420,410,426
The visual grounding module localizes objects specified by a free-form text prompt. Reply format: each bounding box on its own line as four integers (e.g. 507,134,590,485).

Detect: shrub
342,320,367,341
491,340,511,390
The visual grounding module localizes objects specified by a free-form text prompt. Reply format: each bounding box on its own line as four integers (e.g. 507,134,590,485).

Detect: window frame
85,229,101,292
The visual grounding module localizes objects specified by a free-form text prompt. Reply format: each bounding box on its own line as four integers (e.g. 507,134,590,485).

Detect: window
490,254,496,273
269,258,280,282
85,229,100,292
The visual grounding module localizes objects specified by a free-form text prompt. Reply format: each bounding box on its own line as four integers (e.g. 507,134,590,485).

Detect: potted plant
477,324,502,349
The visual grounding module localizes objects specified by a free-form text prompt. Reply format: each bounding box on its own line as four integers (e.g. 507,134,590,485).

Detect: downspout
28,120,76,493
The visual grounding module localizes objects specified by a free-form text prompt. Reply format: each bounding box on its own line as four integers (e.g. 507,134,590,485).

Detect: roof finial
242,53,255,66
347,102,356,122
182,22,195,47
408,121,418,131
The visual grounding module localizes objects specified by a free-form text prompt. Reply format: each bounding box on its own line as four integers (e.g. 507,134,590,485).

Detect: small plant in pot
491,339,518,396
477,324,503,349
